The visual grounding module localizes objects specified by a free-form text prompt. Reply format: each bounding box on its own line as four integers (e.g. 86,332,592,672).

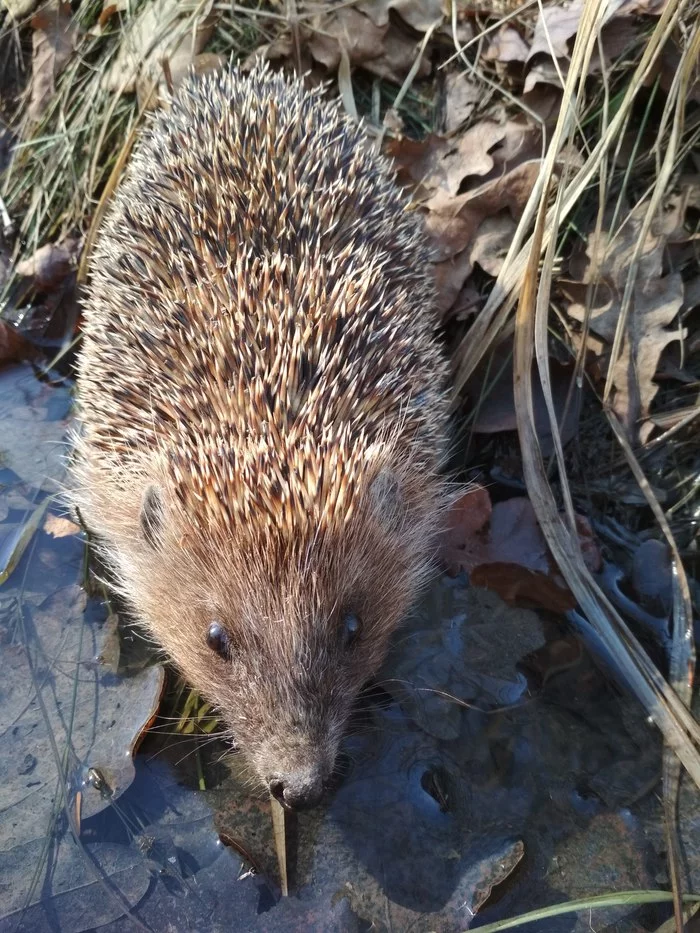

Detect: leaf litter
0,0,699,929
0,365,167,928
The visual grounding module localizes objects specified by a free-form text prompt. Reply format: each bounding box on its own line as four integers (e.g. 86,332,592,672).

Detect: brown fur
72,61,450,804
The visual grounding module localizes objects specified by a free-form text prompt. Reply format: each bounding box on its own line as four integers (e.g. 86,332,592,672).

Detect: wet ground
0,362,689,933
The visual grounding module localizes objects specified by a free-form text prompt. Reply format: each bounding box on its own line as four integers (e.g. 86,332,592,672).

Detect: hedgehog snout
267,765,325,810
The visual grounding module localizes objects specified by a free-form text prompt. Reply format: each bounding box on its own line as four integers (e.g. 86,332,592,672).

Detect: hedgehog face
201,586,407,809
127,470,431,810
200,603,389,811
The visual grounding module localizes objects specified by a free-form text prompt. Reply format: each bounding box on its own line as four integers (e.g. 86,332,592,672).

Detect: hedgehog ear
369,469,404,528
140,485,165,549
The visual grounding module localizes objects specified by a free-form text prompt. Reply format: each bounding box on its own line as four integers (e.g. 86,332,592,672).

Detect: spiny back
77,61,448,545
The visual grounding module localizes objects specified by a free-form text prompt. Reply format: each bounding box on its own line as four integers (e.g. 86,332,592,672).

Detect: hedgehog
71,60,450,810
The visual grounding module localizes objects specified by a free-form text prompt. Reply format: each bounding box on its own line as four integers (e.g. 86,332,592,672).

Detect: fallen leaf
424,160,543,261
468,346,582,455
433,248,474,314
28,1,78,121
444,491,600,612
614,0,670,13
524,2,640,92
358,0,445,32
521,83,563,121
163,50,225,95
528,0,585,61
648,35,700,103
592,18,639,70
440,484,492,575
308,8,384,71
471,562,577,612
443,70,481,132
469,212,518,277
448,279,482,322
4,0,40,17
44,513,81,538
0,321,36,368
370,24,432,82
488,497,551,572
244,34,296,69
485,25,530,63
519,634,587,687
307,7,430,83
391,144,550,315
15,238,79,289
524,58,564,93
102,0,216,95
565,204,686,438
391,120,536,200
631,539,672,611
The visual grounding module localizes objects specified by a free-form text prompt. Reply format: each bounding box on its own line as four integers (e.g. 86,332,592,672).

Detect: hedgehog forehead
166,429,387,549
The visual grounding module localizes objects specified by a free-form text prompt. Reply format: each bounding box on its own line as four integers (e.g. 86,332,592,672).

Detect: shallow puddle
0,363,683,932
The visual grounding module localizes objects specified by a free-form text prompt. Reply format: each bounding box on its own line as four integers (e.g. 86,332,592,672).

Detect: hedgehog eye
207,621,231,659
341,613,361,650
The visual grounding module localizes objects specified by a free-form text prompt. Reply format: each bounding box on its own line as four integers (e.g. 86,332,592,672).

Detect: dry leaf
244,35,295,69
593,18,638,70
424,160,543,260
28,1,78,121
389,121,547,317
308,8,385,71
433,249,474,315
528,0,585,61
519,634,587,687
565,205,685,437
469,213,518,277
614,0,670,13
487,498,552,572
471,562,577,613
485,25,530,63
524,58,564,93
15,239,79,289
5,0,39,15
357,0,445,32
443,71,481,132
389,119,538,200
308,7,430,83
469,348,582,455
445,492,601,612
369,24,431,82
102,0,216,95
439,122,515,196
44,514,81,538
440,484,492,575
648,36,700,103
525,1,640,93
631,539,672,611
165,51,225,94
0,322,36,368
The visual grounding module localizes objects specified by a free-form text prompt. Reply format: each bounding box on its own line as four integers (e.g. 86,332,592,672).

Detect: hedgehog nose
268,768,325,810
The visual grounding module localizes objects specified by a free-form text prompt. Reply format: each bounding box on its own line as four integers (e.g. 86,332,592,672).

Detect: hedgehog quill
72,62,450,810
